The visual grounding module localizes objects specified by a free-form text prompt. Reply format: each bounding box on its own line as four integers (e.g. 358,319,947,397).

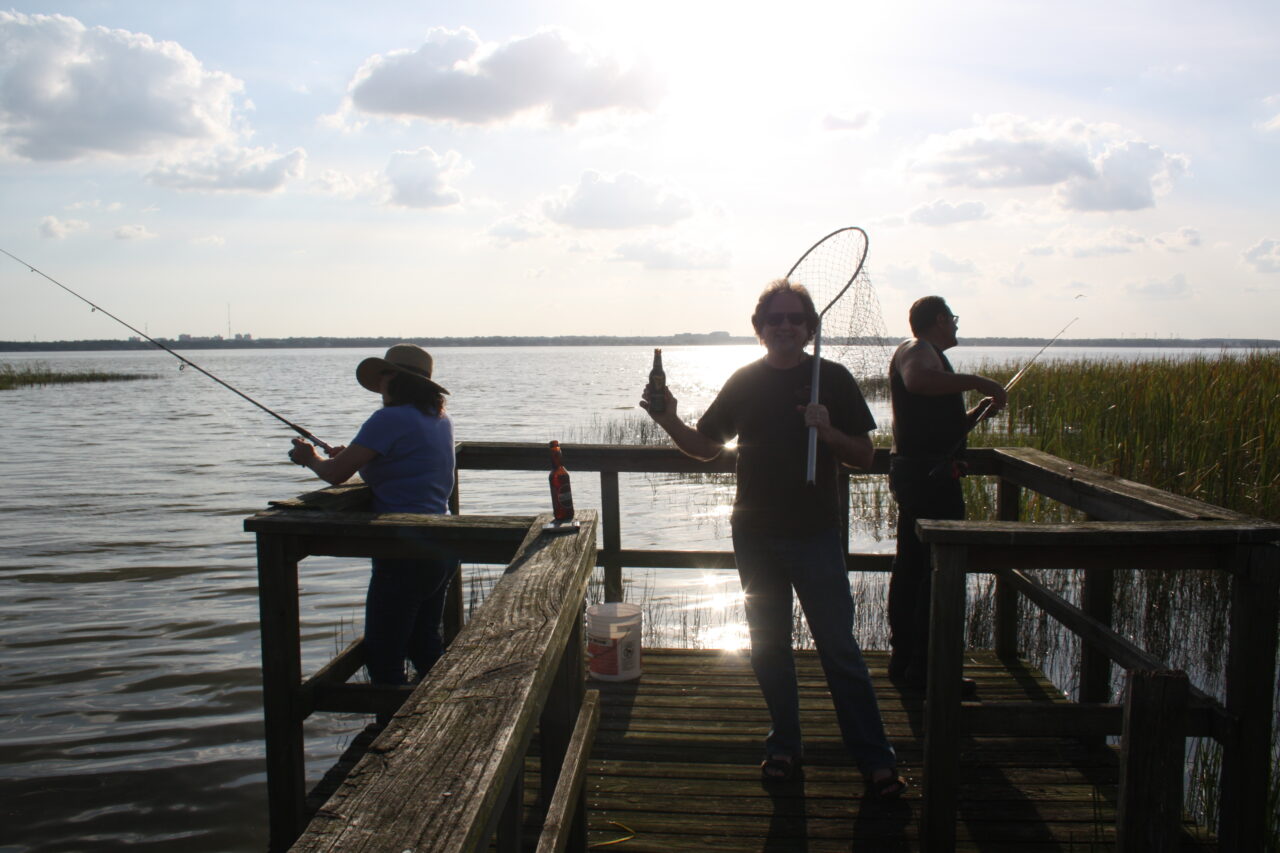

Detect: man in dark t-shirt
888,296,1006,689
642,279,904,798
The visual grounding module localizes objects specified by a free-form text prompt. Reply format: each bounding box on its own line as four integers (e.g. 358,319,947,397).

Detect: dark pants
888,456,965,677
364,556,457,686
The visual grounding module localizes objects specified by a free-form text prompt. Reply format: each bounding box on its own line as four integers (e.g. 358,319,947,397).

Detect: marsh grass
0,361,158,390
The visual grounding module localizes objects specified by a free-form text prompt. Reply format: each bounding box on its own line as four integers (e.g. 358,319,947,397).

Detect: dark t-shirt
889,343,968,458
697,357,876,534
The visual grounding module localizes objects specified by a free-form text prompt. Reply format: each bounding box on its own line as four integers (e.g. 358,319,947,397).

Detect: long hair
384,372,446,415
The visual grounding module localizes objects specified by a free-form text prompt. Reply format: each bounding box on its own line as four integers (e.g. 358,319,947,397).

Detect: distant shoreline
1,334,1277,353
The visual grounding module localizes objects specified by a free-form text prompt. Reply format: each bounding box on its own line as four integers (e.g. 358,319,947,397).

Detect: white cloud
1152,226,1201,252
911,115,1187,212
148,147,305,192
612,236,729,270
385,146,468,208
823,109,878,134
1128,273,1190,298
191,234,225,247
346,27,661,126
1000,262,1033,289
928,251,976,274
1061,227,1146,257
0,11,242,161
544,171,692,229
907,199,988,227
1262,95,1280,132
488,215,543,244
1056,141,1187,211
39,215,88,239
1242,239,1280,273
310,168,380,199
114,224,156,240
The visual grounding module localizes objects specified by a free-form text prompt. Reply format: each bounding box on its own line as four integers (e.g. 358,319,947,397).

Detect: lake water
0,343,1244,851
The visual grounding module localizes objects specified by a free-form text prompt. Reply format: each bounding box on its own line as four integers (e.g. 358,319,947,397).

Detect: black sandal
760,754,801,782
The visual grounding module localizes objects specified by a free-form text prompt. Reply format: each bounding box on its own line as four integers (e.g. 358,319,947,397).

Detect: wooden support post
537,691,601,853
993,478,1021,659
1117,668,1189,851
445,469,464,645
540,609,585,806
600,470,623,602
1078,566,1115,712
921,541,967,852
1219,543,1280,851
255,534,306,852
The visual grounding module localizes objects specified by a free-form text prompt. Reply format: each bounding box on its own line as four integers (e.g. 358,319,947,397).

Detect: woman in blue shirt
288,344,456,693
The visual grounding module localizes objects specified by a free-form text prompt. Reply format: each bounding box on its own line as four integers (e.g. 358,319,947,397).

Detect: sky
1,0,1278,342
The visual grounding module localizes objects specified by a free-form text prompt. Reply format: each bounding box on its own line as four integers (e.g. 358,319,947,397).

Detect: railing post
1219,542,1280,850
541,608,586,803
539,611,587,848
993,478,1020,659
1077,566,1114,701
600,470,623,602
255,534,306,852
921,540,967,852
1117,668,1188,851
445,468,464,643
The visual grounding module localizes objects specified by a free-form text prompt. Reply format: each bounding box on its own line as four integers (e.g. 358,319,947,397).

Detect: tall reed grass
0,361,157,390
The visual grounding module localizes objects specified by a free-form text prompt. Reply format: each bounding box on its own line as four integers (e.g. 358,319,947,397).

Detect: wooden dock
249,444,1277,851
570,648,1215,851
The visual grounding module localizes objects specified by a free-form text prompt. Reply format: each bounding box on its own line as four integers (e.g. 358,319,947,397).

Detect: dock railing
248,441,1278,851
245,494,599,851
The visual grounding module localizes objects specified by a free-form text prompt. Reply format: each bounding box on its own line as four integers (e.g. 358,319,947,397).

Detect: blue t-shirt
351,404,455,514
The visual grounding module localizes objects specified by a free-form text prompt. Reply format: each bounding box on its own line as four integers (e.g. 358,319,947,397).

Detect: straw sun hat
356,344,449,396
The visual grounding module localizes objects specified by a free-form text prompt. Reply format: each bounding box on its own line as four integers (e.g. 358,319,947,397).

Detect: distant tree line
1,334,1276,352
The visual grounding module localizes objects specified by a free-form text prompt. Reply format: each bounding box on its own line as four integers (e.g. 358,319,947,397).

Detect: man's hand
640,385,679,425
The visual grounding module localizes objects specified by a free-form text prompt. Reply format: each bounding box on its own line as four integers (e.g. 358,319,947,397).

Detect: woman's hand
289,438,318,467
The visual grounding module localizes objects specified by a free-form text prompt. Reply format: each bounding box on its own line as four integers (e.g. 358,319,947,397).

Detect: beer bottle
548,440,575,523
647,348,666,414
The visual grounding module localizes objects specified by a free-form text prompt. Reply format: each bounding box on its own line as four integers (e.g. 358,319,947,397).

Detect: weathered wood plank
291,511,598,852
918,518,1280,548
536,690,601,853
990,446,1254,521
1117,669,1188,851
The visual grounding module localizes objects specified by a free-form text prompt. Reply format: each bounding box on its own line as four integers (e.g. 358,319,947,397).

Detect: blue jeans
364,556,457,686
732,524,896,774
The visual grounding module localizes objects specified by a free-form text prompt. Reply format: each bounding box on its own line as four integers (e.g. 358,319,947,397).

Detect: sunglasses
763,312,809,327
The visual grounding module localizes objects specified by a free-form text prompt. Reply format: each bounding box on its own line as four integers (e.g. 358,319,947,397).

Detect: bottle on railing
647,348,666,414
548,440,575,523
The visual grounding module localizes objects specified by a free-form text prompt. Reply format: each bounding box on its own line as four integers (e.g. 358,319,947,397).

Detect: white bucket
586,603,642,681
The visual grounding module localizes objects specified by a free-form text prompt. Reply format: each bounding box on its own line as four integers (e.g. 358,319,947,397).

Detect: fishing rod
1,247,333,453
930,316,1078,478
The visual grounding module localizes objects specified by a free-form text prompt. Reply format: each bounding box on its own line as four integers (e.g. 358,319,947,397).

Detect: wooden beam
255,534,307,852
990,446,1256,522
536,691,602,853
921,543,967,851
290,512,599,852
